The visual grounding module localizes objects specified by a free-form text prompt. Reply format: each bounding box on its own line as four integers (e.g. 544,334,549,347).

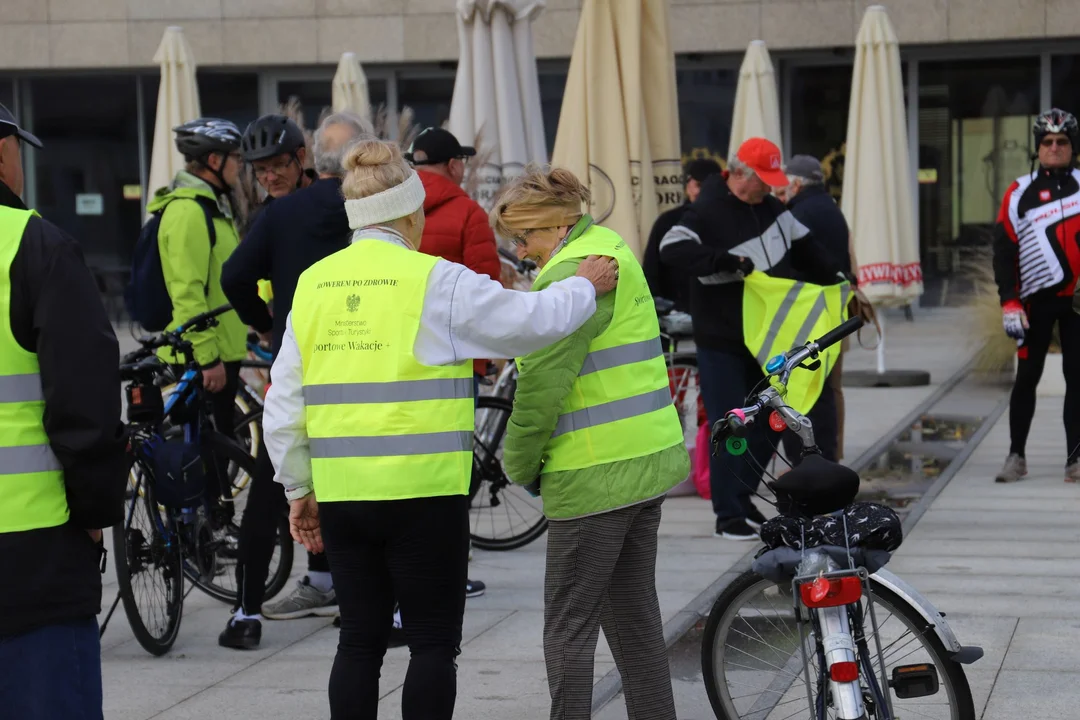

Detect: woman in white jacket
262,138,616,720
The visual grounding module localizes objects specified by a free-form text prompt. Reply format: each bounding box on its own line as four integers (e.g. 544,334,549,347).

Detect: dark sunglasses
1041,137,1072,148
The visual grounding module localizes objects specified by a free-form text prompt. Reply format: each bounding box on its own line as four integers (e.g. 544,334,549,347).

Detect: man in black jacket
218,111,371,649
660,138,843,541
0,104,127,718
643,158,721,311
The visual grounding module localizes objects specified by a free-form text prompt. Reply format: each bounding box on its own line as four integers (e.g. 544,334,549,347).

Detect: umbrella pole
844,306,931,388
876,312,886,374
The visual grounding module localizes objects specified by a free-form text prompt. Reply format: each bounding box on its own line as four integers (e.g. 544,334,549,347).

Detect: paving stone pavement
102,306,985,719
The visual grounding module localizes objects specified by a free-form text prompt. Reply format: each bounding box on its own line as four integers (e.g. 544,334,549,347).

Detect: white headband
344,171,426,230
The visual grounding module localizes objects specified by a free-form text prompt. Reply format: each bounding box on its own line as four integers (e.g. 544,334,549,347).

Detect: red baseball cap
736,137,788,187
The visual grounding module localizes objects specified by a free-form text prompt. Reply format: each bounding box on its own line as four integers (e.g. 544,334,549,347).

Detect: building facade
3,0,1079,310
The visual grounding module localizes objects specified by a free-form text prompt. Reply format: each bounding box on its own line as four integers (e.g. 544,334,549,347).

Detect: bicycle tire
183,431,294,604
113,458,183,656
470,395,549,551
702,568,975,720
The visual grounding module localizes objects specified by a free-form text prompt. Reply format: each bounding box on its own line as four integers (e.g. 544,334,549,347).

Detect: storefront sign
75,193,103,216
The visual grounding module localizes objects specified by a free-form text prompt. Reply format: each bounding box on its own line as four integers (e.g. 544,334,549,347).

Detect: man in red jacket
406,127,497,602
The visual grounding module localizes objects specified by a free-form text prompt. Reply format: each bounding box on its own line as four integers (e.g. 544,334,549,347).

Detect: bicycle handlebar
125,304,235,370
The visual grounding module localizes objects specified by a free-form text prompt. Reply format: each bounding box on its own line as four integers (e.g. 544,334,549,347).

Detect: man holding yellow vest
0,104,127,719
262,140,617,720
493,168,689,720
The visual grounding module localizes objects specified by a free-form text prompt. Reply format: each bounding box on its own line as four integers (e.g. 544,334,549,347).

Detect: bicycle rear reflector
800,576,862,608
829,661,859,683
890,663,940,699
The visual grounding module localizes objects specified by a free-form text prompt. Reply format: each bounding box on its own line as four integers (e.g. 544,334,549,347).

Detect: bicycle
105,305,293,655
701,316,982,720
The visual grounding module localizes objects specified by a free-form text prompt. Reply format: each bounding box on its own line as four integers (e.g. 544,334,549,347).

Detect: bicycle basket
125,380,164,424
147,437,206,508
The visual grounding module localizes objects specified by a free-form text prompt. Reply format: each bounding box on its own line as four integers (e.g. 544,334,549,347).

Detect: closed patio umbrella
551,0,682,259
332,52,372,121
448,0,547,210
146,26,201,211
728,40,782,160
841,5,928,386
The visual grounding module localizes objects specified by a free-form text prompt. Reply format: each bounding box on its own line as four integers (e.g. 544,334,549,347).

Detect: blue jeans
0,617,103,720
697,347,775,522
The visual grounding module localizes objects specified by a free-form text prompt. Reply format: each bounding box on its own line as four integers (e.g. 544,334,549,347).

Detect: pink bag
693,422,711,500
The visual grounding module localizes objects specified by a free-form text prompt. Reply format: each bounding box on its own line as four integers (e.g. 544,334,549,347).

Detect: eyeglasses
252,156,294,178
1041,137,1072,148
510,229,535,248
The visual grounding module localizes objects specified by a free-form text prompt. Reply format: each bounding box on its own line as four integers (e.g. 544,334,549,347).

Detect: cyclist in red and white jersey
993,108,1080,482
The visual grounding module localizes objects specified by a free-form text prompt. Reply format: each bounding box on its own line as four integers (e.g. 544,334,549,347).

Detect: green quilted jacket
503,244,691,521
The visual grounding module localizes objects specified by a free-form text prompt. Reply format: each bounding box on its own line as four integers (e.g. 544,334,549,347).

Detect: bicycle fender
870,567,963,654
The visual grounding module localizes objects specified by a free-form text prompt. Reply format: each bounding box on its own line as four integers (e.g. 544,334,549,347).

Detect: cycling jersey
993,167,1080,303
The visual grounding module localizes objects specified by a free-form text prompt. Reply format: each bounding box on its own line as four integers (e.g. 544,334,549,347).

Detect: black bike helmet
173,117,242,159
240,114,306,162
1033,108,1079,151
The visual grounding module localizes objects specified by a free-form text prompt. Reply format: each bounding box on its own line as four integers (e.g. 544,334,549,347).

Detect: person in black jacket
0,104,127,719
643,158,721,311
218,111,372,649
660,138,843,541
779,155,852,464
237,114,316,239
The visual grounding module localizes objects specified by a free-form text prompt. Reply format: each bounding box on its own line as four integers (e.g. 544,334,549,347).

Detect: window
398,76,454,132
278,78,389,131
917,57,1040,299
1051,54,1080,117
30,75,141,273
199,71,260,131
676,67,736,164
539,72,567,156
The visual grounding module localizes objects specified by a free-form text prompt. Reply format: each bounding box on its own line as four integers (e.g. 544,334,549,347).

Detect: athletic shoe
1066,460,1080,483
262,577,338,620
744,504,768,531
218,617,261,650
994,454,1027,483
715,518,758,541
466,579,486,598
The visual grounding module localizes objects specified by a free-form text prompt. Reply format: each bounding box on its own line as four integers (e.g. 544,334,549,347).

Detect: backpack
124,196,219,332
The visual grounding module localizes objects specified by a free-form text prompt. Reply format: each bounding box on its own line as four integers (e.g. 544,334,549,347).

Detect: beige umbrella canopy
551,0,682,259
146,26,201,207
332,52,372,121
448,0,548,211
728,40,782,160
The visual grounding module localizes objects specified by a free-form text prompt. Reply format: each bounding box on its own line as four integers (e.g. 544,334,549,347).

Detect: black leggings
1009,294,1080,462
322,495,469,720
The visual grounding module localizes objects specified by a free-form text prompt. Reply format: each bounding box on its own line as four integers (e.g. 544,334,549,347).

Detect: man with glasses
993,108,1080,483
239,115,314,236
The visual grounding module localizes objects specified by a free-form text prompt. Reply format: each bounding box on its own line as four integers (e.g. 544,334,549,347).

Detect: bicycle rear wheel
114,458,183,656
182,431,293,604
470,396,548,551
702,569,975,720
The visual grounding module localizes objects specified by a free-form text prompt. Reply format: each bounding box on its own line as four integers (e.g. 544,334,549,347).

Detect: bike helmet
240,114,306,162
173,118,242,159
1033,108,1079,151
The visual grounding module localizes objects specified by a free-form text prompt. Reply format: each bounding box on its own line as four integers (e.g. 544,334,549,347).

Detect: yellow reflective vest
0,207,69,533
291,239,474,501
742,271,851,415
526,224,685,474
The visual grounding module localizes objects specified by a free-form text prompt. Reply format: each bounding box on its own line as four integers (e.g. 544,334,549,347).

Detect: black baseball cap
684,158,721,183
0,103,42,148
405,127,475,166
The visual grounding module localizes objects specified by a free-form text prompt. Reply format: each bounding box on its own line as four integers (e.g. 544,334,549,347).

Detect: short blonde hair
341,138,411,200
489,165,591,239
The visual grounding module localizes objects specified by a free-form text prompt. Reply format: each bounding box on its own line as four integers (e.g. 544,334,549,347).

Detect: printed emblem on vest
346,294,361,312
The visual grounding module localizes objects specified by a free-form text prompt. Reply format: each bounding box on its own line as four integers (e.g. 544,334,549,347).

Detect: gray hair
727,157,754,178
787,174,823,188
314,112,376,176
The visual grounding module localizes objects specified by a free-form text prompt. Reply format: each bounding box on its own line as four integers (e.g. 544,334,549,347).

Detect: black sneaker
218,617,261,650
744,505,768,531
715,518,758,541
466,578,486,598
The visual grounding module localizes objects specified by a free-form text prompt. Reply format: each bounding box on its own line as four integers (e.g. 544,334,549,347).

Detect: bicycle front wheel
470,395,548,551
702,569,975,720
114,459,183,656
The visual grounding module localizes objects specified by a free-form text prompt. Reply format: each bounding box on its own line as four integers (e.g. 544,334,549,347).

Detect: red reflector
830,661,859,682
769,410,787,432
800,576,863,608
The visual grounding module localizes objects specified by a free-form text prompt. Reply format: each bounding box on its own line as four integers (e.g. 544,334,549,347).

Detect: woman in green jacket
492,167,689,720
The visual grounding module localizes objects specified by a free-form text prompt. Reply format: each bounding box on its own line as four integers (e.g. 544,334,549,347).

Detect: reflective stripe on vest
743,272,850,415
0,206,70,533
524,224,684,474
291,238,473,502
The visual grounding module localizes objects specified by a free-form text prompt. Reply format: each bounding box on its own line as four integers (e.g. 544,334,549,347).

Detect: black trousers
202,361,241,514
781,373,839,464
322,495,469,720
1010,294,1080,462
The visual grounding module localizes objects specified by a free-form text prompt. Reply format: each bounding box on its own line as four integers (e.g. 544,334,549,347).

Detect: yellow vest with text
742,271,851,415
526,225,684,474
0,207,69,533
291,239,473,501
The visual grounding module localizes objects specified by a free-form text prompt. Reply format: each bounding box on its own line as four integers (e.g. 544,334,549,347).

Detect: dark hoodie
222,176,352,359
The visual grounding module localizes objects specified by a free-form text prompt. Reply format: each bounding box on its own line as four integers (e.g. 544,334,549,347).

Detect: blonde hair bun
341,138,412,200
